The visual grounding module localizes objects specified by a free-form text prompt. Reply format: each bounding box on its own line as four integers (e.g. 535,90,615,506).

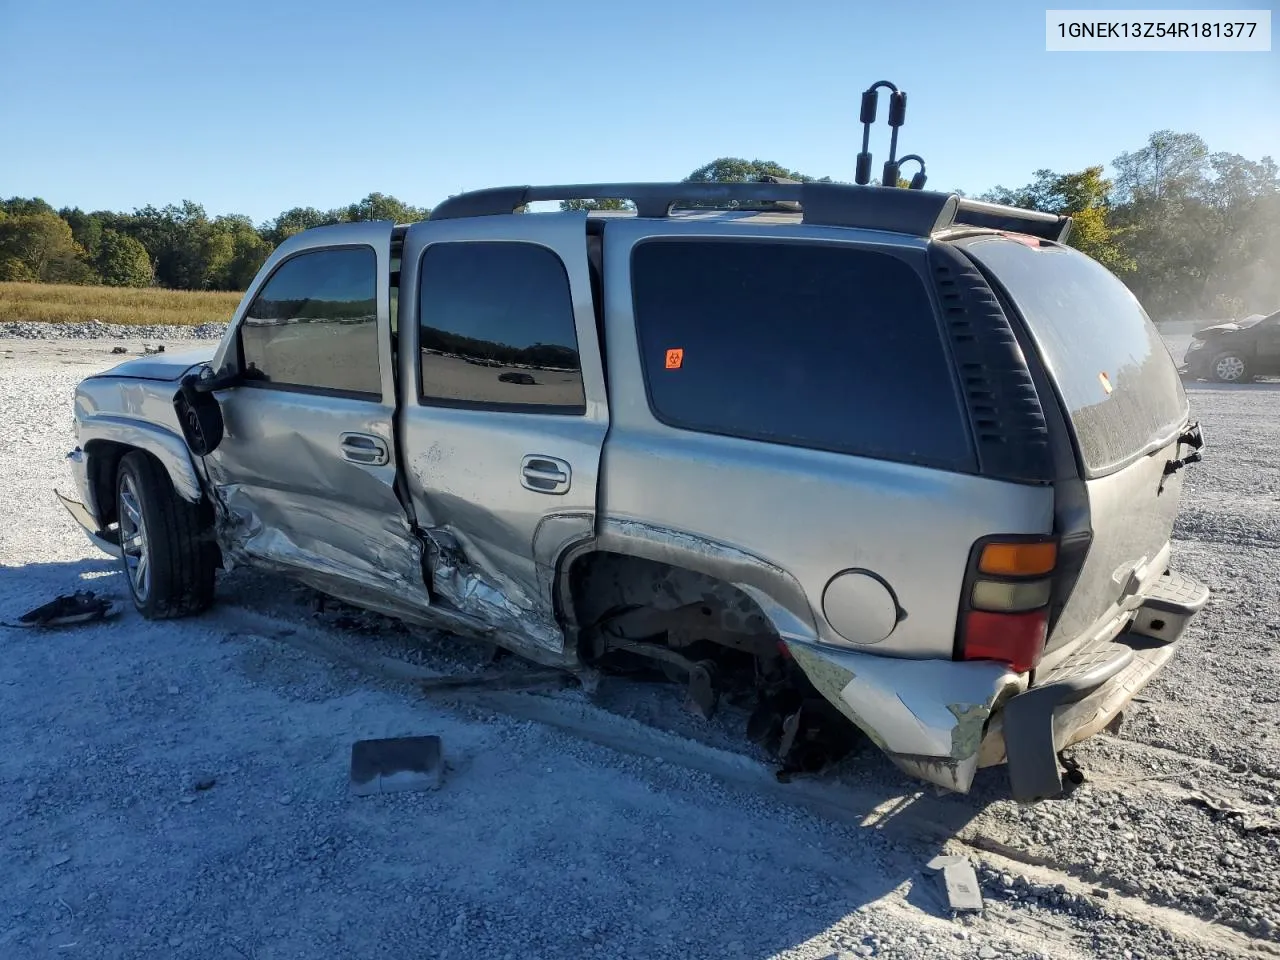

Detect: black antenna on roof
856,81,896,185
856,80,925,188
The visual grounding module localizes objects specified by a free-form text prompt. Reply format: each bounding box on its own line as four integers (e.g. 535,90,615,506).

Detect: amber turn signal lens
978,541,1057,577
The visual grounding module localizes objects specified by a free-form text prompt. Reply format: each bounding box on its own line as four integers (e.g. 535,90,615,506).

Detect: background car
1181,309,1280,382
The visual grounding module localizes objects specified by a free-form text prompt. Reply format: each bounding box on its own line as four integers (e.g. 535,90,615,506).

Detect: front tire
116,451,217,619
1210,351,1249,383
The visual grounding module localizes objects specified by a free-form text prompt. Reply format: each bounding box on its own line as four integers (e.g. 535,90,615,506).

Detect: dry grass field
0,281,241,326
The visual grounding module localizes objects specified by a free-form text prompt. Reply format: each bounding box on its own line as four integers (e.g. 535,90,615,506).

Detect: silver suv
56,181,1208,802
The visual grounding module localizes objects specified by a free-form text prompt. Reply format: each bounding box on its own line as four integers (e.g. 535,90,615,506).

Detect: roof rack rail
428,182,1072,243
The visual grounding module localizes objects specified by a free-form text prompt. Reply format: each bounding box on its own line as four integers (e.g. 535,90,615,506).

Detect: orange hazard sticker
665,348,684,370
1098,371,1113,394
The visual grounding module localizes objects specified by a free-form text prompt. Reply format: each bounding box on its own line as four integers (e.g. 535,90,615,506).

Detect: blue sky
1,0,1275,224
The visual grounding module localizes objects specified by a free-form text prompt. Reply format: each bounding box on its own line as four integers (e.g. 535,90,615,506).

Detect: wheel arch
553,518,822,654
81,418,205,525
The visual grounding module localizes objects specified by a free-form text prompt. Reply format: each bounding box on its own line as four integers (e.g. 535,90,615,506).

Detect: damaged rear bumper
786,569,1209,799
784,642,1025,794
986,570,1209,802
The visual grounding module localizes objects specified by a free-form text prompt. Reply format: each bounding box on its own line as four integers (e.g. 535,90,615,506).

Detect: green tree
264,206,334,245
211,215,273,290
0,210,95,283
559,198,634,212
94,229,153,287
1111,131,1209,203
683,158,828,183
127,201,236,290
60,207,107,260
678,158,832,211
341,192,429,224
1106,136,1278,320
1,196,58,218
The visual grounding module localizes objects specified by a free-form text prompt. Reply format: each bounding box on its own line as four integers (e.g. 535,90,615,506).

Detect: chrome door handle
340,432,390,466
521,455,571,494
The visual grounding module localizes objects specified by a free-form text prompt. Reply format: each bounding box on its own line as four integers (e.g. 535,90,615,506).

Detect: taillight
961,610,1048,673
956,536,1057,673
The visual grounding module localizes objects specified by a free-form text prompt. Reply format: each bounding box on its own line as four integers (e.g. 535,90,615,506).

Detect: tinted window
630,239,974,469
961,237,1188,477
240,247,381,398
418,242,585,412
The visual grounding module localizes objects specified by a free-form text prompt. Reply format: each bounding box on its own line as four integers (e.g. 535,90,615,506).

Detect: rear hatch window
629,238,975,472
959,237,1188,478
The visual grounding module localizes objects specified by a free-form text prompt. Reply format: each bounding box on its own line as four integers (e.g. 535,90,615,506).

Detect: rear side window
630,239,974,470
240,247,381,398
961,237,1188,477
417,241,585,413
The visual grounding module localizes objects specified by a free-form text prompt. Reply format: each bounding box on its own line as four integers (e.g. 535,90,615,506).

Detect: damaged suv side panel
196,223,434,618
394,213,609,663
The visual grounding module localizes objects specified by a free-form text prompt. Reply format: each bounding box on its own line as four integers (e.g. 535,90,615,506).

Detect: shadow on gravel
0,556,1016,957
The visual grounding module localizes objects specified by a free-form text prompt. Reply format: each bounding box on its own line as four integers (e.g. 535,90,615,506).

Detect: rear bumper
786,568,1208,799
988,569,1208,801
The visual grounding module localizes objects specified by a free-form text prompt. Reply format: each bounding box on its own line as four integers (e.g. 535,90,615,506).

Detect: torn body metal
213,481,427,605
785,641,1026,793
423,526,568,664
211,486,575,668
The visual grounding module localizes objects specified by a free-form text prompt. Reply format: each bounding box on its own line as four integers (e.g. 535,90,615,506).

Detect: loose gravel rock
0,320,228,341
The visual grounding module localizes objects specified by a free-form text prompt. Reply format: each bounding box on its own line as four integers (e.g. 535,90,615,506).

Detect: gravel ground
0,330,1276,960
0,321,228,341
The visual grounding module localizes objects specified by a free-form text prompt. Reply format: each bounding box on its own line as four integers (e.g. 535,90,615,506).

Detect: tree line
0,193,427,292
2,131,1276,322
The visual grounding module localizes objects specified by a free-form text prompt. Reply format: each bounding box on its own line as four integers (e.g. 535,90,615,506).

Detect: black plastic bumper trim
1003,648,1134,803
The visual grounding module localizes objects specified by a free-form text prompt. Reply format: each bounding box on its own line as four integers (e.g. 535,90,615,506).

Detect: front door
395,213,609,661
203,222,431,616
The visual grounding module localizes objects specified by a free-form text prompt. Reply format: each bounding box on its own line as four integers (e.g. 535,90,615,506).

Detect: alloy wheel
119,474,151,602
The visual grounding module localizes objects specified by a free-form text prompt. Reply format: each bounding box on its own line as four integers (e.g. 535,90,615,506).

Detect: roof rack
427,182,1072,243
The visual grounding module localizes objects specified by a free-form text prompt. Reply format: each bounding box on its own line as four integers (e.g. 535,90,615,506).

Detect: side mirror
174,368,227,457
190,365,243,393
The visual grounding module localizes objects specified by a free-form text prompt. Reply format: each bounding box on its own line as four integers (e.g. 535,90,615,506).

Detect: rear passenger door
396,214,608,657
203,222,432,615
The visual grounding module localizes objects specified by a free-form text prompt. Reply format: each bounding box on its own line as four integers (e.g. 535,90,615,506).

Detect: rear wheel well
563,549,863,774
565,549,778,655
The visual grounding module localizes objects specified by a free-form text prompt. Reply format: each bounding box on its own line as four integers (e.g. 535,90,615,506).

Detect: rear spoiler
951,198,1073,244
